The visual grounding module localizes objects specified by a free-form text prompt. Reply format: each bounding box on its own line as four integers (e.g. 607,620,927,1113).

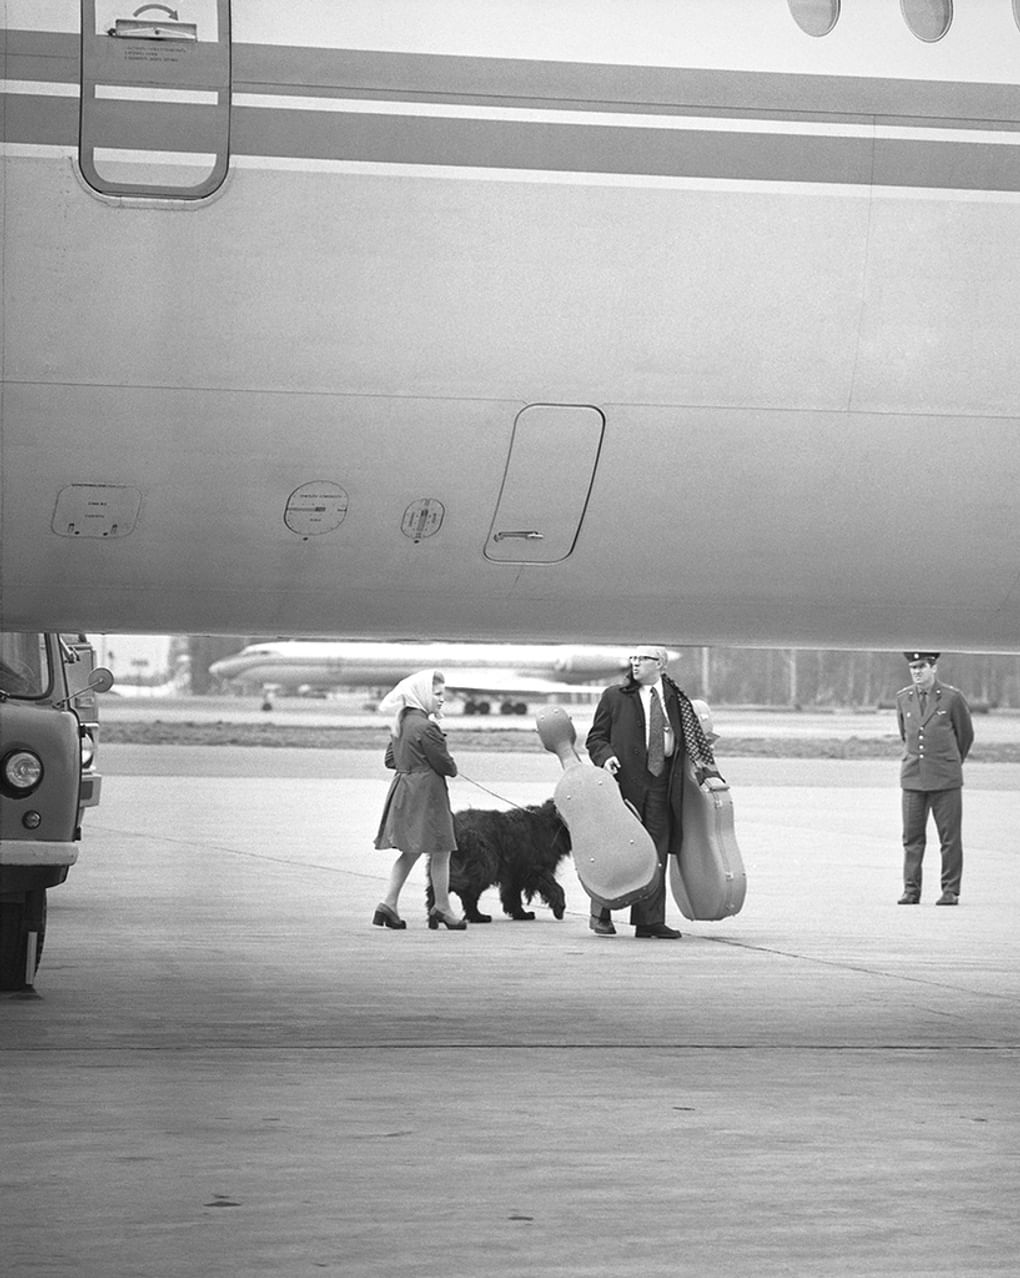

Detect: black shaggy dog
427,799,572,923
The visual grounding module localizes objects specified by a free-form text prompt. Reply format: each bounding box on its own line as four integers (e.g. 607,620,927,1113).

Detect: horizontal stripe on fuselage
2,33,1019,191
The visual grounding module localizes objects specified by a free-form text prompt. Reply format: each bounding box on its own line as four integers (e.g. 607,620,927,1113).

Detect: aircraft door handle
107,8,199,40
492,530,544,542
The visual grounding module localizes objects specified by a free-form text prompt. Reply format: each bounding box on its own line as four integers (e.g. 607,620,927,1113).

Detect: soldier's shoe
935,892,959,906
898,892,920,904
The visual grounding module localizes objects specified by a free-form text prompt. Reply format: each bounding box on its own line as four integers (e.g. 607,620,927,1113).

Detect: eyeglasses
629,654,658,663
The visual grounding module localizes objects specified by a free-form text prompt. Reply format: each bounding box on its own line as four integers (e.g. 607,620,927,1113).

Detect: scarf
377,668,442,737
663,674,719,775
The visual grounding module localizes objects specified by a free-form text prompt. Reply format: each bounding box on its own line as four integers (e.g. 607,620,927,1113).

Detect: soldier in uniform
895,652,974,906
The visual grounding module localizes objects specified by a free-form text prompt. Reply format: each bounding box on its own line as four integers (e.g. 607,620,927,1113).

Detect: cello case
536,705,658,910
669,699,747,921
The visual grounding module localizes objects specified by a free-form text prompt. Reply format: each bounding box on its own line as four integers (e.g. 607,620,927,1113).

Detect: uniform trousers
901,787,963,896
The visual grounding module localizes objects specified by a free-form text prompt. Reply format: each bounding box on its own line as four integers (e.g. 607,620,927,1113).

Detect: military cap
903,651,940,663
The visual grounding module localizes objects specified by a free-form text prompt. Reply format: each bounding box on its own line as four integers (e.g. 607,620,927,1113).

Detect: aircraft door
485,405,605,563
79,0,231,199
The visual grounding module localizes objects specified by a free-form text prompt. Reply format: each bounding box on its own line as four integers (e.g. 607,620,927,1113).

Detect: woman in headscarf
371,669,466,930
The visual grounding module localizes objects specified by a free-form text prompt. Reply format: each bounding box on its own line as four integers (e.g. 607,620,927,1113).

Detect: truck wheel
0,891,47,991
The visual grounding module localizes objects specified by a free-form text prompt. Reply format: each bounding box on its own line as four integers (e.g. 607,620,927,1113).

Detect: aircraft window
787,0,840,37
900,0,953,41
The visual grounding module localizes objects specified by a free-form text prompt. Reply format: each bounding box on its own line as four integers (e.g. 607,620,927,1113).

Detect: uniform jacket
585,679,689,847
373,708,457,855
896,680,974,791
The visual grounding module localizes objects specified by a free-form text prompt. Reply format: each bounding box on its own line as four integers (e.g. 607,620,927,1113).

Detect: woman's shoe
372,903,407,929
427,908,467,931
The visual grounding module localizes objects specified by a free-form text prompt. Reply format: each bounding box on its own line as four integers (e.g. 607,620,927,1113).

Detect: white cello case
669,699,747,921
536,705,659,910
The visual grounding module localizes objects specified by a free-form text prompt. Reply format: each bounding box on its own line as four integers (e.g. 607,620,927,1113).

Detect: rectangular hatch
79,0,231,199
485,405,605,563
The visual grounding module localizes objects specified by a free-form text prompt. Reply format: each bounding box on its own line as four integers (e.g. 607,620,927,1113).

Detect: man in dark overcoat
896,651,974,906
585,645,722,938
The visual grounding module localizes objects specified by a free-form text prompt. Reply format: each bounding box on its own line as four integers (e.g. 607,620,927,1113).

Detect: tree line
677,648,1020,709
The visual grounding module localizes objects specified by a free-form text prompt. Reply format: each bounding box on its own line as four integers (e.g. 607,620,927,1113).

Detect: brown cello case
668,699,747,921
536,706,659,909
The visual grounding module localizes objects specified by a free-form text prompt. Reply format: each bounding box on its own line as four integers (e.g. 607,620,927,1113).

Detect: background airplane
3,2,1020,651
208,641,660,714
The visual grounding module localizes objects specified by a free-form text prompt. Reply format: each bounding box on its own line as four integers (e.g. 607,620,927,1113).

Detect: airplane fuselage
3,2,1019,649
208,641,638,693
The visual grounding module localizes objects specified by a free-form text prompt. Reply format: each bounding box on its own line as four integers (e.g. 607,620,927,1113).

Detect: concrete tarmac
3,745,1019,1277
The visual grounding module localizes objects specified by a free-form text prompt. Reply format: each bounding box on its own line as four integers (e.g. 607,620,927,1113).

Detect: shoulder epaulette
896,685,913,696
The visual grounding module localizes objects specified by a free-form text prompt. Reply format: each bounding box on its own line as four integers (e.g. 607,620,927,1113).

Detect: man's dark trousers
630,770,671,926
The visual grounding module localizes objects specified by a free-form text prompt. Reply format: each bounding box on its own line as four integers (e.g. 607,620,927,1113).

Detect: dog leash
453,770,529,811
452,771,571,863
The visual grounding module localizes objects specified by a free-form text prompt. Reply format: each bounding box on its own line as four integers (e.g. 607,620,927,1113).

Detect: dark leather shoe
428,908,467,930
935,892,959,906
372,903,406,929
589,916,616,936
635,923,682,939
898,893,920,905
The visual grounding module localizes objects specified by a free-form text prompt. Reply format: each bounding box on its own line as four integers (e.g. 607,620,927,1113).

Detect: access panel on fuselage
484,404,604,563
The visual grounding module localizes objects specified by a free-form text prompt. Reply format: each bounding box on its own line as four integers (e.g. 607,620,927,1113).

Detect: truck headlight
80,729,96,769
3,749,44,792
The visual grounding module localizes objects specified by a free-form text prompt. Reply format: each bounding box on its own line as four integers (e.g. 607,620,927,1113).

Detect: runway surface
3,741,1019,1276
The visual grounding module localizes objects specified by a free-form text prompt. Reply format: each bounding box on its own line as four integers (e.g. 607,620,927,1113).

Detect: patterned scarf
663,674,718,774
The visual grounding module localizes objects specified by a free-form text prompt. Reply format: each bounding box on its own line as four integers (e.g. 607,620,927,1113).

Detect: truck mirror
89,668,115,694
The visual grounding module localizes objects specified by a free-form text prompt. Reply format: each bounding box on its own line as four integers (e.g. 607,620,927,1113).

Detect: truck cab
0,632,112,990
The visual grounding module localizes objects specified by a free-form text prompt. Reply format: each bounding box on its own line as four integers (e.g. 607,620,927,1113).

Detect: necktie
648,687,666,776
919,691,927,714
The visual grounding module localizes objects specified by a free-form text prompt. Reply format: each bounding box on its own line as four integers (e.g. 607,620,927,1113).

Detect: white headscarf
377,668,444,736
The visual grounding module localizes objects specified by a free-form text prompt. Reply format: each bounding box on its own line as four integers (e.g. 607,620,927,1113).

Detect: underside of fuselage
2,2,1019,649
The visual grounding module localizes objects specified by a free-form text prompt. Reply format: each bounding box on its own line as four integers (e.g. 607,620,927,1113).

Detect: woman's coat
374,708,458,855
